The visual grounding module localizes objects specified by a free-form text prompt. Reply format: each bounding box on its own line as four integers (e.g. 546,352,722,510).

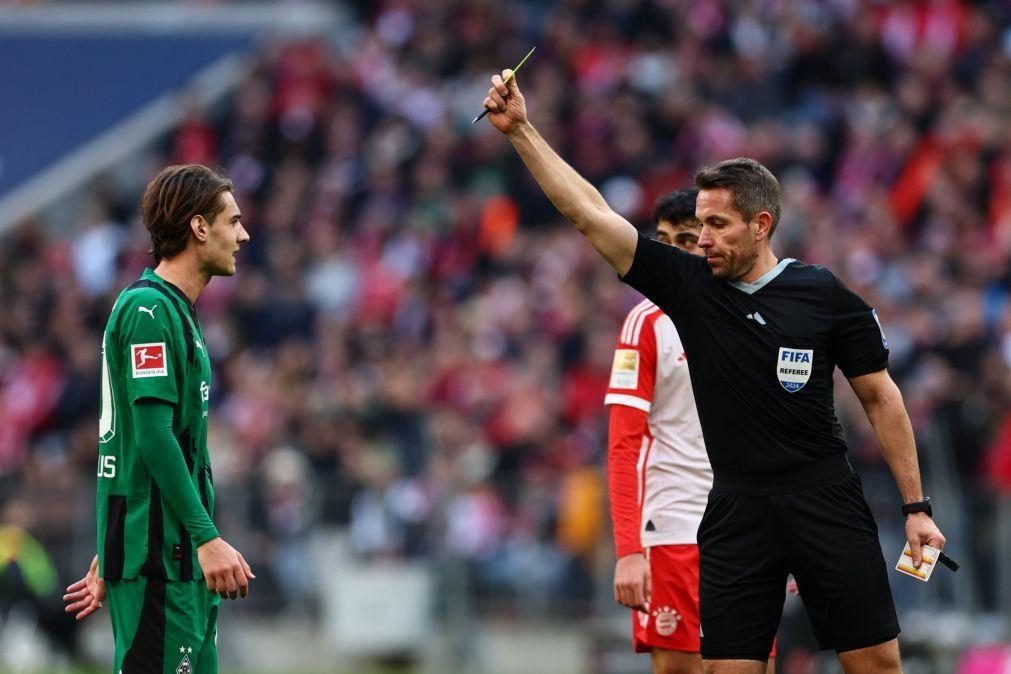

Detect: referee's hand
905,513,946,568
484,69,528,136
197,537,255,600
614,552,651,613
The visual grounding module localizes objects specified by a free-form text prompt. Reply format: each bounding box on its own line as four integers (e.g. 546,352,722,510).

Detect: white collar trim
729,258,795,295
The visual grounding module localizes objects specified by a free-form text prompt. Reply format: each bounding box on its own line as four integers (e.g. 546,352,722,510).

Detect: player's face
695,188,761,281
657,219,703,256
203,191,249,276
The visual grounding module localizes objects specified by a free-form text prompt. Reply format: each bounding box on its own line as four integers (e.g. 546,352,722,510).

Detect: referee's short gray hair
694,158,782,237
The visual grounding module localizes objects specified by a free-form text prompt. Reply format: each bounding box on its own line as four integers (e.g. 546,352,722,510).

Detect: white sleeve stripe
621,300,656,345
636,435,649,506
630,306,660,346
622,301,655,345
621,300,652,344
626,309,642,345
604,394,652,412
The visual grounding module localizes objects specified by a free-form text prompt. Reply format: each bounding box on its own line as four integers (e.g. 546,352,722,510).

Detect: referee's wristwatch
902,497,932,517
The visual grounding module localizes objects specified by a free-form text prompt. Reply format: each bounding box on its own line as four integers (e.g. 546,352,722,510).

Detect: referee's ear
752,211,774,242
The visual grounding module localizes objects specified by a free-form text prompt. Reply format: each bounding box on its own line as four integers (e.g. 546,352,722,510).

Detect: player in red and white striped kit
606,189,775,674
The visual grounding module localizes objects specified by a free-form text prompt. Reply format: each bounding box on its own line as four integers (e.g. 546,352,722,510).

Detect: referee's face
696,188,760,281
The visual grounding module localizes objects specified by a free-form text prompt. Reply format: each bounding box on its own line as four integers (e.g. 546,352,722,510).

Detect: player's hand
483,69,528,135
905,513,946,568
64,555,106,621
614,552,651,613
787,578,800,596
197,537,255,600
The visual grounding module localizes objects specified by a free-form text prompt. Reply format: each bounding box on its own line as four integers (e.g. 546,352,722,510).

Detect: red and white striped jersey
605,299,712,547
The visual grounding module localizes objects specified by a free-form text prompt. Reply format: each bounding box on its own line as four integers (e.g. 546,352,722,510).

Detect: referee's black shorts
699,456,900,661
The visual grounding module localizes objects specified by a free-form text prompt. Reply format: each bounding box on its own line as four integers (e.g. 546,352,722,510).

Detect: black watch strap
902,497,932,517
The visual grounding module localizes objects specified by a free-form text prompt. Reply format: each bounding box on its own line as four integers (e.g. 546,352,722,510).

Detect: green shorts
106,576,220,674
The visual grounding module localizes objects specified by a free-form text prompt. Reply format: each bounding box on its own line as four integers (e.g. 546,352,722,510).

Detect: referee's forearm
865,395,924,504
507,122,638,274
507,122,612,231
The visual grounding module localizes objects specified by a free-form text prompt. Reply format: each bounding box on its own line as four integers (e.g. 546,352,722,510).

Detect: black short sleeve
619,233,707,316
830,276,889,378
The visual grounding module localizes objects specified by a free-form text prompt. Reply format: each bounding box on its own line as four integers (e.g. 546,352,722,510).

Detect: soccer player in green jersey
64,164,253,673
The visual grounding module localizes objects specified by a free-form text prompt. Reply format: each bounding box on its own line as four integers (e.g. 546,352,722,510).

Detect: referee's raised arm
483,69,639,276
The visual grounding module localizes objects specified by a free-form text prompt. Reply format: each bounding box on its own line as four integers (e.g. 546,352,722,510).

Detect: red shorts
632,545,777,658
632,544,702,653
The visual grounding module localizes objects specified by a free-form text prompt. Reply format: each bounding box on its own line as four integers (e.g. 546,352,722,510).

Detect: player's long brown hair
141,165,233,262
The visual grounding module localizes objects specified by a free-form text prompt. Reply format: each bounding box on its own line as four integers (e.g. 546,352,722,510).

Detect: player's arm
133,399,218,544
117,291,253,598
116,293,219,544
134,399,255,599
848,370,945,567
483,70,638,276
605,316,658,612
608,404,651,612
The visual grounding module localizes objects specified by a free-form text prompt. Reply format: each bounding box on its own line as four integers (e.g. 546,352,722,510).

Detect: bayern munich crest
652,606,683,636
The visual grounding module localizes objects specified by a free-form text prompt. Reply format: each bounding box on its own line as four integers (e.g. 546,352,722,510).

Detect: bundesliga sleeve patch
610,349,640,389
131,343,168,378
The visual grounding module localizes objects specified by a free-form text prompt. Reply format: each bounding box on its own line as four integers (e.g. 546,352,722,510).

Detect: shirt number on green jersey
97,455,116,478
99,334,116,443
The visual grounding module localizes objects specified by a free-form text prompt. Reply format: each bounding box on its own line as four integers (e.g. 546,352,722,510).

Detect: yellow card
895,542,940,582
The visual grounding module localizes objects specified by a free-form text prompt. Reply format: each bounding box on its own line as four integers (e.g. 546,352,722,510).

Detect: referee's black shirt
621,234,889,492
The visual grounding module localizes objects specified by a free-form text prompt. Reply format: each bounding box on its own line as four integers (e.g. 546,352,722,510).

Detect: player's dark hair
694,158,782,237
141,164,233,262
652,188,699,227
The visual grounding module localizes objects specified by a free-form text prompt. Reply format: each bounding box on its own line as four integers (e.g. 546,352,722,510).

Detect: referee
483,72,945,673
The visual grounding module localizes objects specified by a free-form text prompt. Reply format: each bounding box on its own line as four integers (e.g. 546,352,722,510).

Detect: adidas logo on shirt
746,312,767,325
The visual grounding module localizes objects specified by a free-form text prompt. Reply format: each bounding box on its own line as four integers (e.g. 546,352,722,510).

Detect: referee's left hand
905,513,946,568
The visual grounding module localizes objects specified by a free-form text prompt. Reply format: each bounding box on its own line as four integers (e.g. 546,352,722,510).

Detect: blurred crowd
2,0,1011,651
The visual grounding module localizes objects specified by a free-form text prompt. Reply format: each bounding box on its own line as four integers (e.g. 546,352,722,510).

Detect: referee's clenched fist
484,70,528,135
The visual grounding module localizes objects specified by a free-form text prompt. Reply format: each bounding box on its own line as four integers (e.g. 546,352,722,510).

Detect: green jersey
97,269,217,582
